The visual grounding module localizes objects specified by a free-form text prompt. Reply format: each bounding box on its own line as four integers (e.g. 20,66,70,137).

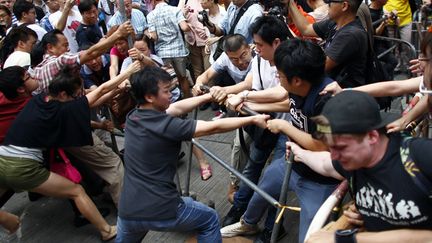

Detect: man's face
22,8,37,24
117,0,132,18
0,0,14,11
326,134,372,171
253,34,278,62
327,0,346,20
85,56,103,71
46,0,60,12
0,9,12,27
231,0,246,7
150,81,172,112
277,70,296,94
226,45,252,71
21,35,37,53
82,5,98,25
50,34,69,56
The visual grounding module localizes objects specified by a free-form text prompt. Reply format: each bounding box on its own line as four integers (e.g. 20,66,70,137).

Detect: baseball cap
312,90,400,134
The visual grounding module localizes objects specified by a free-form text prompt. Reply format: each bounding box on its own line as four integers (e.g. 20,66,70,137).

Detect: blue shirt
147,3,189,58
219,1,263,44
107,9,148,35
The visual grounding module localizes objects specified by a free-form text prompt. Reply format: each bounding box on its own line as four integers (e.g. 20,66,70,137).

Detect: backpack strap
228,0,254,35
400,135,432,199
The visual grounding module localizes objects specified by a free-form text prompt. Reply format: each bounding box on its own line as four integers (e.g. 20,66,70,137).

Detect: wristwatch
335,228,358,243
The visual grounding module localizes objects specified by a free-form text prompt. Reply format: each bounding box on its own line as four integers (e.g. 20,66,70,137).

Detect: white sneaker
220,218,259,237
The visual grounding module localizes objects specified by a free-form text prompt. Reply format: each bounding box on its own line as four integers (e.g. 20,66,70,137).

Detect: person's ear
342,1,350,11
273,38,281,48
144,93,154,103
16,86,26,95
17,40,26,49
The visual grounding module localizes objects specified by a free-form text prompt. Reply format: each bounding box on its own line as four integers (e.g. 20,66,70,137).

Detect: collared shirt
219,1,263,43
147,2,189,58
33,53,80,94
107,8,148,35
40,12,54,32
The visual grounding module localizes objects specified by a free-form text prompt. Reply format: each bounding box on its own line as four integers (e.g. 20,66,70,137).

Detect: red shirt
0,92,30,144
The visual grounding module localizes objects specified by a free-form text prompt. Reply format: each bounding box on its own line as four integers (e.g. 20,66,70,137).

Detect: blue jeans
115,197,221,243
233,139,274,210
243,136,337,243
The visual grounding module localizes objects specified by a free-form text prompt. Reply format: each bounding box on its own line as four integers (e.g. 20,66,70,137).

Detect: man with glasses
12,0,46,40
286,0,368,88
284,90,432,243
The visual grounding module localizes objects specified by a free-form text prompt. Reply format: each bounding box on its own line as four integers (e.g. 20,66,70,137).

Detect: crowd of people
0,0,431,242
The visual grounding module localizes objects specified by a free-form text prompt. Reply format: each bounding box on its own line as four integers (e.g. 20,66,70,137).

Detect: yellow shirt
384,0,412,26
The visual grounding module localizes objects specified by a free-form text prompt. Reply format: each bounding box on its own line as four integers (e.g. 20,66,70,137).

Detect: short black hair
13,0,35,21
40,29,64,53
347,0,362,13
0,66,26,99
249,15,290,45
223,34,248,53
274,39,325,86
0,26,37,66
130,66,172,105
48,66,82,97
78,0,97,13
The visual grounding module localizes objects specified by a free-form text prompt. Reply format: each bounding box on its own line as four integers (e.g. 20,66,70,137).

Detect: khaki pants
65,132,124,207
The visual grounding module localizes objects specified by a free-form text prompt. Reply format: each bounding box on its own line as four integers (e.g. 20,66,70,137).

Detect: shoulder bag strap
228,0,254,35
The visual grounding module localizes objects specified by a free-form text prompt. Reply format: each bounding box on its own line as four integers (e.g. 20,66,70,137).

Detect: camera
197,10,210,26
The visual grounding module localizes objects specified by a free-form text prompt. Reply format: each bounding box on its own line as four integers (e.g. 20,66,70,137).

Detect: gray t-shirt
119,108,196,220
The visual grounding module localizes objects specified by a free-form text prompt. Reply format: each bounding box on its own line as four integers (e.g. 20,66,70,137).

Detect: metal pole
192,139,280,208
117,0,134,48
270,151,294,243
183,108,198,196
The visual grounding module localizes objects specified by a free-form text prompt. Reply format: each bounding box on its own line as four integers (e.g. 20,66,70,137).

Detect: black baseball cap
312,90,400,134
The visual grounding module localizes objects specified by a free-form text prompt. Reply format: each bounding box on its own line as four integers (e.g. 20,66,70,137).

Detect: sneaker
221,217,259,237
222,206,245,227
211,110,226,121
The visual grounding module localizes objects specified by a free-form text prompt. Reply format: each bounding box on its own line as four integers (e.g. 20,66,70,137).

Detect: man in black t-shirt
116,66,269,243
76,0,103,47
287,0,368,88
220,39,340,243
290,90,432,242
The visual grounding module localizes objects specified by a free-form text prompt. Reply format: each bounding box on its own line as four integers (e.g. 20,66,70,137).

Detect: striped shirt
107,9,148,35
147,3,189,58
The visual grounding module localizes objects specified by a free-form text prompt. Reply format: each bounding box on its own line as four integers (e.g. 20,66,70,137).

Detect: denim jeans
233,139,274,210
243,136,337,243
115,197,221,243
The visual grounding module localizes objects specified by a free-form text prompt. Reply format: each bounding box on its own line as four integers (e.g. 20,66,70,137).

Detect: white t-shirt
3,51,31,68
212,52,251,84
49,10,82,53
251,55,279,90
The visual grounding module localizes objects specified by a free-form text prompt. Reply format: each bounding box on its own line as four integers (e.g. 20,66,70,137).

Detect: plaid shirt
107,9,148,35
147,3,189,58
33,53,80,94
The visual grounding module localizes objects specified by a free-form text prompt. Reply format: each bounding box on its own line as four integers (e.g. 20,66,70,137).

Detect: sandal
200,164,212,181
101,225,117,242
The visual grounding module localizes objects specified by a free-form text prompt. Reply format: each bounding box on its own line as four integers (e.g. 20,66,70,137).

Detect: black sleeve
409,138,432,182
325,28,365,64
312,19,333,39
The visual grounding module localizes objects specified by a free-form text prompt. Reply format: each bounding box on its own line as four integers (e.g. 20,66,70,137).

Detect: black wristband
335,228,358,243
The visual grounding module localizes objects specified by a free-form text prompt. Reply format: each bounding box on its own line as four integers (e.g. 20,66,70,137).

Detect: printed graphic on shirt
289,98,308,133
356,183,428,226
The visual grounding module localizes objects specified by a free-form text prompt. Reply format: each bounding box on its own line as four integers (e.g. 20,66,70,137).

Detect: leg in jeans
116,197,221,243
291,171,337,243
233,142,273,210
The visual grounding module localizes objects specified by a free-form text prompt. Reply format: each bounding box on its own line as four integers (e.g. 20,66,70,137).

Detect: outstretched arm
166,94,213,116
